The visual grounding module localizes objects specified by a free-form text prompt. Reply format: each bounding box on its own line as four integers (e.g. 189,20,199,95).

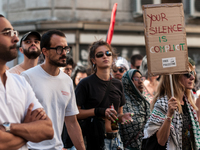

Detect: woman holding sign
142,63,200,150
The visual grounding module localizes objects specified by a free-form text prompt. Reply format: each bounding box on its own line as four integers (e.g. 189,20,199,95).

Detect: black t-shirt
75,73,125,112
181,99,195,150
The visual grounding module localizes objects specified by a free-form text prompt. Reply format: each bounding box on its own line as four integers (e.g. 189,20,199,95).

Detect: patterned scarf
143,95,200,150
120,69,151,149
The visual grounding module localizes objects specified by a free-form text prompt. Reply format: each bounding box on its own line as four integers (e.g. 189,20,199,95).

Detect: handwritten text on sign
147,13,185,54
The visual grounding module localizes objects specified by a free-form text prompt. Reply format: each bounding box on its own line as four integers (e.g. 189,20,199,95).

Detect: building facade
1,0,200,74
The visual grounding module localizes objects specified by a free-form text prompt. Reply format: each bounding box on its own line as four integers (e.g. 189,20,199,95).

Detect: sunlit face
75,72,87,86
132,72,144,93
92,45,113,70
45,34,68,67
21,34,41,59
180,68,195,90
0,17,19,62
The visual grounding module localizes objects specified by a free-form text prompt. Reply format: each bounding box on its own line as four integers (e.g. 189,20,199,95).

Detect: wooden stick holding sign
169,74,174,97
142,3,189,98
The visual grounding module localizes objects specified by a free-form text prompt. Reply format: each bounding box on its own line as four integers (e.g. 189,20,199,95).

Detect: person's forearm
77,107,95,120
10,117,54,142
0,130,26,150
156,118,171,146
66,120,85,150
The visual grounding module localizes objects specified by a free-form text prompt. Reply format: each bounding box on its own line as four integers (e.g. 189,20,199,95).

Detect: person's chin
114,75,121,79
138,87,143,93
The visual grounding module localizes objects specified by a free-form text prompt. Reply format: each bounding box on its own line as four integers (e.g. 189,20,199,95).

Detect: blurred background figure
120,69,150,150
71,65,88,88
188,57,200,98
139,55,159,103
61,55,75,77
130,54,143,70
112,56,130,80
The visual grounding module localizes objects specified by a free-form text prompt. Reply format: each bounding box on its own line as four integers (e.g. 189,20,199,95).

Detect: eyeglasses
0,30,19,37
132,77,145,82
95,51,112,58
46,46,70,55
184,71,195,78
113,67,126,73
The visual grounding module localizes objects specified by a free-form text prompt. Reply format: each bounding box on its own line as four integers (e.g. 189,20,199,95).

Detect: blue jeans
104,133,123,150
67,146,77,150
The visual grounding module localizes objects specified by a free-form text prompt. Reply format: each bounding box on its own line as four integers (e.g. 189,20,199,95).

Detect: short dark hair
130,54,143,66
0,14,5,18
40,30,66,58
88,40,117,72
66,55,74,67
71,65,87,88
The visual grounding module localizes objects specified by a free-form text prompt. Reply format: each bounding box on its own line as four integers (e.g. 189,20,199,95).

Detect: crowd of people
1,14,200,150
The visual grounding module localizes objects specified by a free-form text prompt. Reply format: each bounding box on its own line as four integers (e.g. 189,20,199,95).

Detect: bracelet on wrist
165,115,172,122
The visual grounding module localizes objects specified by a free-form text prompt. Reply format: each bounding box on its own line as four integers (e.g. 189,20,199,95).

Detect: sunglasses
95,51,112,58
113,67,126,73
133,77,145,82
184,71,195,78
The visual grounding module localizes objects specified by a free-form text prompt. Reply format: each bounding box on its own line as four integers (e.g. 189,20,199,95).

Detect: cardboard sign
142,3,189,76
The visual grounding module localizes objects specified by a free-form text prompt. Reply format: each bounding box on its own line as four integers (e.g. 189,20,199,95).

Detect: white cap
115,57,130,70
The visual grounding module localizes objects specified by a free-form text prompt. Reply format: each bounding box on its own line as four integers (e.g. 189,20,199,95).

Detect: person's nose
190,74,195,80
12,35,19,43
61,49,67,55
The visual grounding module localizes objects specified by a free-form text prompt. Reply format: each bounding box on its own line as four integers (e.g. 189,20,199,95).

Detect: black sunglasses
184,71,195,78
46,46,70,55
113,67,126,73
95,51,112,58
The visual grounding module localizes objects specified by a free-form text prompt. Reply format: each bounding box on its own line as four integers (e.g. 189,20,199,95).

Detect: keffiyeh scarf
143,95,200,150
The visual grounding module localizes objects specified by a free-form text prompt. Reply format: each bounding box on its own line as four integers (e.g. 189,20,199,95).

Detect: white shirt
0,71,42,150
21,65,79,150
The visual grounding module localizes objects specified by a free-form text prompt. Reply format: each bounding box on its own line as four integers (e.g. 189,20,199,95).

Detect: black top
181,99,195,150
75,73,125,112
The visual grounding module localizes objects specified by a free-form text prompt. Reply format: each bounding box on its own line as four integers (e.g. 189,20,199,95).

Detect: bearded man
9,31,41,74
21,30,85,150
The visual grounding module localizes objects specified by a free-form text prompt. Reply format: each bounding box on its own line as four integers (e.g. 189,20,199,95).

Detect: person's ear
19,47,23,54
42,47,48,58
91,58,95,65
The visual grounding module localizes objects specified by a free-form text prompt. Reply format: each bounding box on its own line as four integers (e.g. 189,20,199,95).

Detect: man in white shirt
22,30,85,150
0,15,54,150
9,31,41,74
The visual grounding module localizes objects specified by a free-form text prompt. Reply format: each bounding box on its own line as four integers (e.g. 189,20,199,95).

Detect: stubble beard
49,55,67,67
